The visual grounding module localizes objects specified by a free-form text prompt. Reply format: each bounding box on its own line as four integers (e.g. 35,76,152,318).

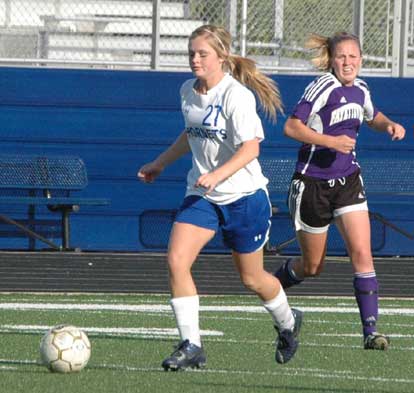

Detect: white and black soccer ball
39,324,91,373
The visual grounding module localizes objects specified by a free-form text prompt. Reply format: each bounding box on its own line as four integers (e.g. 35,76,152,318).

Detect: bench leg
266,236,297,254
48,204,80,252
0,213,61,250
60,207,81,252
369,212,414,240
28,205,36,250
61,208,71,250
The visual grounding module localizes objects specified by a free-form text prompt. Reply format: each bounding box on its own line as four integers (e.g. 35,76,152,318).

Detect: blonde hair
189,24,283,123
305,32,362,71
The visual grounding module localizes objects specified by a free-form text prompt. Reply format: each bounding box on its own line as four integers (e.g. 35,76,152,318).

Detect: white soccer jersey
180,73,268,204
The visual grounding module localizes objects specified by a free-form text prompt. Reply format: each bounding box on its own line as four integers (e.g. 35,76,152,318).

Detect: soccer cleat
275,308,303,364
364,332,390,350
162,339,206,371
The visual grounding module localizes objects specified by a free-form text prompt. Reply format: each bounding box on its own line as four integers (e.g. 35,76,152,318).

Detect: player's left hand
387,123,406,141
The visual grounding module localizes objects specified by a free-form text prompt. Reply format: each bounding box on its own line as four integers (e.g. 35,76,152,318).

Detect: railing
0,0,412,77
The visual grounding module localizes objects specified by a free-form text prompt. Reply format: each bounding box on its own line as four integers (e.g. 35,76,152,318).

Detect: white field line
0,324,222,337
1,302,414,315
187,367,414,385
201,315,414,325
313,332,414,338
0,366,19,370
1,360,413,385
2,325,414,348
0,359,37,365
71,363,414,385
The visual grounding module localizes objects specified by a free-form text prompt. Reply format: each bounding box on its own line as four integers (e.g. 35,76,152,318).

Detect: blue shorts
174,189,272,253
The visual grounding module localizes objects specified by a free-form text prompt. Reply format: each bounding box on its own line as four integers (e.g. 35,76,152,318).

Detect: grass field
0,292,413,393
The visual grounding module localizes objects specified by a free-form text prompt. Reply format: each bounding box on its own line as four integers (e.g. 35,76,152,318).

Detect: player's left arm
367,112,406,141
194,138,259,194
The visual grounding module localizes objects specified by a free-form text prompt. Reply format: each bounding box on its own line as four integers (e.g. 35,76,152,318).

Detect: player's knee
349,248,373,268
239,272,260,292
167,252,191,276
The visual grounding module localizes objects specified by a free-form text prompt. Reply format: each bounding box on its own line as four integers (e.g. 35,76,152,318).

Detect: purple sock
353,273,379,337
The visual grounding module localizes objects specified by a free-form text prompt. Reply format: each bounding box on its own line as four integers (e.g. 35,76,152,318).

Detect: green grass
0,293,413,393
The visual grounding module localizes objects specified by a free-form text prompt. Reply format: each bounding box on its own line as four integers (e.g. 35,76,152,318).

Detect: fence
0,0,412,76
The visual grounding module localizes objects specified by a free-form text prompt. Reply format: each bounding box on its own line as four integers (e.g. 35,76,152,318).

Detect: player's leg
168,221,215,299
233,249,303,364
225,189,303,364
162,196,217,371
333,170,389,350
275,230,328,288
335,209,389,350
274,174,330,288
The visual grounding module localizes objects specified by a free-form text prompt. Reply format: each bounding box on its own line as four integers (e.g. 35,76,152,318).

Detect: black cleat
162,339,206,371
275,308,303,364
364,332,390,350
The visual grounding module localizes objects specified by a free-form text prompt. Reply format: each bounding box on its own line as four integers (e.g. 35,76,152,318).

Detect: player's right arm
284,117,355,154
137,131,190,183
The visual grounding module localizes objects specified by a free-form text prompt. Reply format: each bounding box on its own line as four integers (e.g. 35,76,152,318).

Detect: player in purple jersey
273,32,405,350
138,25,303,370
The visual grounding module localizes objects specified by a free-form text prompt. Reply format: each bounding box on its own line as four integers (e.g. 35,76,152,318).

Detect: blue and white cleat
162,339,206,371
275,308,303,364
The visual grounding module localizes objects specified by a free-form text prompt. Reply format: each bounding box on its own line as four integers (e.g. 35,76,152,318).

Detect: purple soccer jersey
292,72,378,179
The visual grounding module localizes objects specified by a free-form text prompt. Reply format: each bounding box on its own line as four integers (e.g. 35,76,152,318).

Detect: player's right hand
137,161,163,183
330,135,356,154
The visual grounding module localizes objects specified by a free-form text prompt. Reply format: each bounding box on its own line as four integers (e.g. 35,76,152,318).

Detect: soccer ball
39,324,91,373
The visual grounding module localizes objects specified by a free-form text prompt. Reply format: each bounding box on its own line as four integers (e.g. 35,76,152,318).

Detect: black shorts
288,169,368,233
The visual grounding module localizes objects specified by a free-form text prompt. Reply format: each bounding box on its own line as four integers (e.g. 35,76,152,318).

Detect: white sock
263,288,294,331
170,295,201,347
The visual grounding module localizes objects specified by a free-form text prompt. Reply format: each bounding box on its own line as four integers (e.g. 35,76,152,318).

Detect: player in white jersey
138,24,303,370
273,32,405,351
181,73,268,204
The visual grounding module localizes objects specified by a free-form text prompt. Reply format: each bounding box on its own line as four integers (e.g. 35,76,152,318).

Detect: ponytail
227,54,283,123
305,32,362,71
190,24,283,123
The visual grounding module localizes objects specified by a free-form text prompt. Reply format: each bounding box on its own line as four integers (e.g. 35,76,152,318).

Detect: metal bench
260,155,414,253
0,154,110,251
138,155,413,254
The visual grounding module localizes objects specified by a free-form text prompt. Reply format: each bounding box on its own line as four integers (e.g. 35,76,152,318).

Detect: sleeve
180,78,194,98
292,73,334,123
225,86,264,146
292,99,313,123
180,79,195,123
359,80,379,122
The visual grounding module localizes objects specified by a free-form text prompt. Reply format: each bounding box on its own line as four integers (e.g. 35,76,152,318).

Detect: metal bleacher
39,15,200,63
0,0,204,65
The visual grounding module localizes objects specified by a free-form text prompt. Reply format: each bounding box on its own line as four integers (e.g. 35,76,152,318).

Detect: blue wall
0,66,413,255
